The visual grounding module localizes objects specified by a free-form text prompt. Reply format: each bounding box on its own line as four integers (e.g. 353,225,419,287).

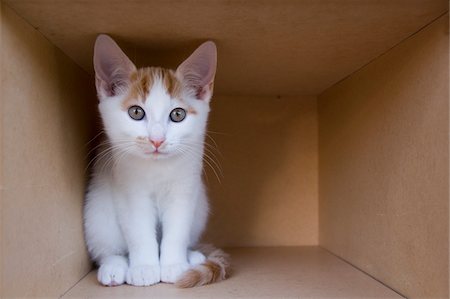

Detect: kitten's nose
150,139,164,149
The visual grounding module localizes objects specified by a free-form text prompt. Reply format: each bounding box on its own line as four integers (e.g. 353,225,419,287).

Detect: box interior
1,1,448,298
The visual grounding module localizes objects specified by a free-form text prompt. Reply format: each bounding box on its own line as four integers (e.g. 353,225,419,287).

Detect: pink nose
150,139,164,149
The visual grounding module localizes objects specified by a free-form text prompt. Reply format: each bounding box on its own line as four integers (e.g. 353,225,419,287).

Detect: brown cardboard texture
4,0,447,95
1,1,448,298
319,15,449,298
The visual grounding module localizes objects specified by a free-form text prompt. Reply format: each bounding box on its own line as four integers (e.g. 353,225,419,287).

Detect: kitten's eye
128,105,145,120
170,108,186,122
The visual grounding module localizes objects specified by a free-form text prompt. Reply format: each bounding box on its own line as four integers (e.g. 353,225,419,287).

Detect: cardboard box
1,1,448,298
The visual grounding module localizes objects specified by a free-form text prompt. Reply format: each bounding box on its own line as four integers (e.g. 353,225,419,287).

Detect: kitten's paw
160,263,190,283
97,263,127,286
126,265,160,286
188,250,206,266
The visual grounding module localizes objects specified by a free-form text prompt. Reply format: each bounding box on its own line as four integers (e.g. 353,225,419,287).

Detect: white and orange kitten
84,35,229,288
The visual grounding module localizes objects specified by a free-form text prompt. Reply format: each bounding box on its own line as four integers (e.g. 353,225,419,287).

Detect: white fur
84,82,210,286
84,36,216,287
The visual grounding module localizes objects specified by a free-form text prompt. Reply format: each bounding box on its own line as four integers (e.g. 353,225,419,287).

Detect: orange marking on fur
122,67,183,110
175,247,230,288
187,107,197,115
176,269,202,288
136,136,147,142
205,260,221,281
175,261,222,288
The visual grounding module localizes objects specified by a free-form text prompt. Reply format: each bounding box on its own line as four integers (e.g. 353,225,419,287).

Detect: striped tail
175,245,230,288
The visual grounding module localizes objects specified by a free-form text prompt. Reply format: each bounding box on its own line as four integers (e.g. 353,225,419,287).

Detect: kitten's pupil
128,105,145,120
170,108,186,122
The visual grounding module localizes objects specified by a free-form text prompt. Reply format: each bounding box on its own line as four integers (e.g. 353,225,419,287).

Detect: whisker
84,130,105,147
206,129,230,136
205,133,222,154
111,145,135,172
179,139,223,158
176,147,210,183
85,140,136,174
179,144,222,183
179,141,222,164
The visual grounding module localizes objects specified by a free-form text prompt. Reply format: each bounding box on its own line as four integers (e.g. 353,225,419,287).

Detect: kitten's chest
113,157,196,193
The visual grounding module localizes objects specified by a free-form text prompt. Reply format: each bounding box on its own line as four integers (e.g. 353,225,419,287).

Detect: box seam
319,10,449,97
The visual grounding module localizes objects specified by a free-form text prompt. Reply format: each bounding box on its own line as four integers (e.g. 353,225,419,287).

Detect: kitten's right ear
93,34,136,98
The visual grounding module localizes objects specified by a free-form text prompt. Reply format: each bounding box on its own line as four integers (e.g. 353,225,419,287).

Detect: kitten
84,35,229,288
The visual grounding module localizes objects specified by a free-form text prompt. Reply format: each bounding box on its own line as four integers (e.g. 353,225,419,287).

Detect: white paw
97,263,127,286
126,265,160,286
188,250,206,266
160,263,190,283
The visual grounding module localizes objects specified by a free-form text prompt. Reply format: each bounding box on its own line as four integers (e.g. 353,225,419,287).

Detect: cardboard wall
4,0,448,96
0,5,320,296
1,1,448,297
0,2,4,296
318,15,449,298
204,96,318,246
1,5,94,297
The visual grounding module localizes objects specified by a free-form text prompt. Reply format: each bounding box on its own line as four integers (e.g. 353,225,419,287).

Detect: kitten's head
93,35,216,160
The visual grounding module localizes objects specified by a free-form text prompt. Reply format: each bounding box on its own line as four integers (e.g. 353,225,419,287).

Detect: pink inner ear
176,41,217,100
93,34,136,97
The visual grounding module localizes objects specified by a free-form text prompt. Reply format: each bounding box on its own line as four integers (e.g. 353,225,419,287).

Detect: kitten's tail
175,245,230,288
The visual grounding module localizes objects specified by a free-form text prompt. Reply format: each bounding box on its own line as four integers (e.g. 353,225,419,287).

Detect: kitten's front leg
115,191,160,286
160,188,197,283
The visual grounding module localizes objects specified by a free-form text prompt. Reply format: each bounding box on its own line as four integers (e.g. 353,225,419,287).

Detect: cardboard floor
62,247,403,298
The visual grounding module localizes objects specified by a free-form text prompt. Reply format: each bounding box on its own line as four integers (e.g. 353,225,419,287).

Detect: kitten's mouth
143,149,167,156
138,143,169,157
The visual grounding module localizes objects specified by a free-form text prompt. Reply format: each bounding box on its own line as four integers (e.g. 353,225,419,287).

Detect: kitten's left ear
176,41,217,101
